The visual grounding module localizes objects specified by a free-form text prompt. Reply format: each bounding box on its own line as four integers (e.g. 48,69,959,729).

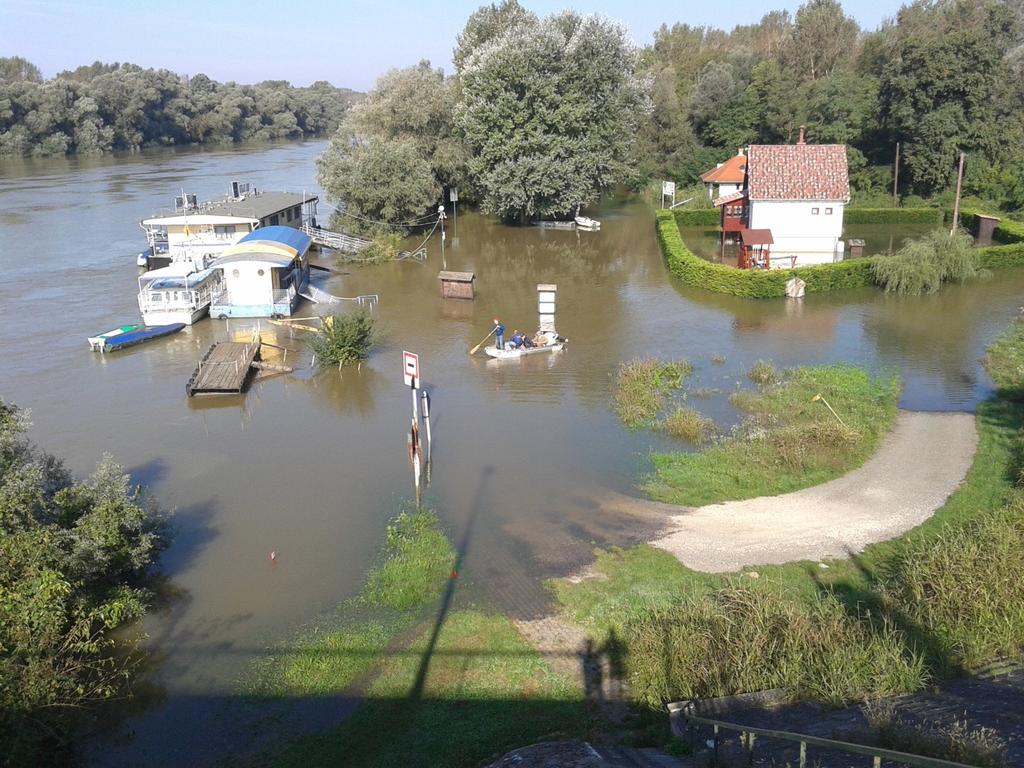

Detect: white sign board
662,180,676,196
403,350,420,387
449,188,459,202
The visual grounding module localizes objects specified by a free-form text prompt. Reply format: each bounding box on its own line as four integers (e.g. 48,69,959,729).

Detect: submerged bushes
614,357,693,429
308,309,375,367
871,229,979,295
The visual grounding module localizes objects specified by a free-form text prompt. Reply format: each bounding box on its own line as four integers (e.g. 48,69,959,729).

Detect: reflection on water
2,141,1023,765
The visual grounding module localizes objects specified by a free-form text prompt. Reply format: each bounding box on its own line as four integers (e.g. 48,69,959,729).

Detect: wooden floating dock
186,337,261,396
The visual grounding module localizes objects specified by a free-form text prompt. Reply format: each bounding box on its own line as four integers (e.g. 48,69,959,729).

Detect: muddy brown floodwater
1,141,1023,765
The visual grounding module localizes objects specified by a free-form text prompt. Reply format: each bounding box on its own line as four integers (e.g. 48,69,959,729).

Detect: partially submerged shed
438,270,475,300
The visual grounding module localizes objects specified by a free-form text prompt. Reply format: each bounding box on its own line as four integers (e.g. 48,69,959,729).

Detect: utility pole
438,204,447,269
892,142,900,206
951,152,966,236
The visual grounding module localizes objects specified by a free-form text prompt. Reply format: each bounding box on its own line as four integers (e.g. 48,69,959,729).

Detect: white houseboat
137,263,222,325
138,182,319,269
208,226,312,318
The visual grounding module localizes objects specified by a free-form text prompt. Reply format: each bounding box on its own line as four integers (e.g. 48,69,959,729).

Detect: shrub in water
614,357,693,429
746,359,778,385
658,406,717,444
308,309,375,366
871,229,978,295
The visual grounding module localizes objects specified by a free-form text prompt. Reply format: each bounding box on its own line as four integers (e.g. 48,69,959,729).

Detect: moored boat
137,263,221,325
95,323,186,352
87,324,142,350
575,215,601,230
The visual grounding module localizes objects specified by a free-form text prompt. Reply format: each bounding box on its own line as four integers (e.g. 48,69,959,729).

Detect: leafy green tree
317,136,440,230
0,401,166,764
458,11,647,221
0,57,42,84
781,0,860,82
453,0,538,74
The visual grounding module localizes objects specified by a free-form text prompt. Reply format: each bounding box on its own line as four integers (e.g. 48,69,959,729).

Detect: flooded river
2,141,1023,764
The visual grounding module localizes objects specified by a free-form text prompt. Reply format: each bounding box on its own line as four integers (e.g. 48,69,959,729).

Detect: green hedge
979,243,1024,270
656,210,874,298
671,209,719,227
844,207,944,225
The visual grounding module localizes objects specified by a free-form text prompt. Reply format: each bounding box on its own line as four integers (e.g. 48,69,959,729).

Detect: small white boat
485,342,565,359
484,332,567,359
575,215,601,231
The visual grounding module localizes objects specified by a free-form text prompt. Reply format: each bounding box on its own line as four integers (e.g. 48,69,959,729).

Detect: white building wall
223,261,276,305
748,200,846,266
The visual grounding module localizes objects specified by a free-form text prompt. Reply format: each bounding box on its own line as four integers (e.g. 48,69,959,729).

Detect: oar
469,328,496,355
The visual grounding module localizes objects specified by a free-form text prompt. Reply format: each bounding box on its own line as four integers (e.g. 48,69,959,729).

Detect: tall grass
877,499,1024,671
625,586,926,708
871,229,979,295
985,317,1024,397
657,406,717,444
614,358,693,429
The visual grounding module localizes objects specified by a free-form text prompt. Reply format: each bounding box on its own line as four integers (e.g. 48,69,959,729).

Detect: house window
269,214,280,226
257,269,265,276
215,225,235,236
811,207,820,215
825,207,833,215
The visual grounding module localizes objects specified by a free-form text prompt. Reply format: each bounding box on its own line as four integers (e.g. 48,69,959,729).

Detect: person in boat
509,330,525,349
521,333,535,349
493,318,505,350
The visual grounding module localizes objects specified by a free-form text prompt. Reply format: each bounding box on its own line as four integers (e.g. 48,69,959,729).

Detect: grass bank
554,320,1024,711
247,509,455,698
644,363,901,507
247,510,592,767
253,610,590,768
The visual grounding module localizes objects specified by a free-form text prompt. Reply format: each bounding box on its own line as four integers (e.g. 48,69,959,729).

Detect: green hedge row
656,210,874,298
979,243,1024,270
671,209,719,227
844,207,944,225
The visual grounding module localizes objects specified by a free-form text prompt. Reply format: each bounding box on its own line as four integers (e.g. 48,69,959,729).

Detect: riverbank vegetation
248,509,591,767
554,317,1024,721
0,400,167,764
0,57,359,157
307,310,375,367
644,363,900,506
614,358,693,429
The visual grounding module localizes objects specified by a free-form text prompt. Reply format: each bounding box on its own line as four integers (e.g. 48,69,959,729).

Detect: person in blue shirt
493,318,505,350
509,330,525,349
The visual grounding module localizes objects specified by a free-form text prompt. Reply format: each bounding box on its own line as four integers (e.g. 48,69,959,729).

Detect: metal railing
668,702,973,768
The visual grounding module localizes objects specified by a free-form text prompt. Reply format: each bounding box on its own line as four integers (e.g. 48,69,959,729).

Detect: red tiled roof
747,144,849,201
700,154,747,184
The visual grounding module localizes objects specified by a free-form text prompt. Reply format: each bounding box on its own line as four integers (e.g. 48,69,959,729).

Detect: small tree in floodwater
871,229,979,295
308,309,375,366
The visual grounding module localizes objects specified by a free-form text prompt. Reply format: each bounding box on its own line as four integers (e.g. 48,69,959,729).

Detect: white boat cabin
139,182,318,269
137,263,222,325
209,226,312,318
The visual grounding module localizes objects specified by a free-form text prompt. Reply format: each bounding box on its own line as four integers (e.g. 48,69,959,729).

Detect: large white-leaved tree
457,9,648,222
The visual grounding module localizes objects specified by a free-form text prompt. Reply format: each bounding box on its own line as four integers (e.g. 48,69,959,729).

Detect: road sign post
403,350,420,388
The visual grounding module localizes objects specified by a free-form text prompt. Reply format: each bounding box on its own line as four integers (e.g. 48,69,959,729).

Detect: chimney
797,125,806,145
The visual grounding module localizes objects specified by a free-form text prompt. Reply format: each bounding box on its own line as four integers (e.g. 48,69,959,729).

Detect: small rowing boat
484,342,565,359
88,324,142,350
575,215,601,231
94,323,186,352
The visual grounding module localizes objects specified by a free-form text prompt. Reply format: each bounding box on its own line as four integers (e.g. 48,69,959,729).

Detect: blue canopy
237,225,312,255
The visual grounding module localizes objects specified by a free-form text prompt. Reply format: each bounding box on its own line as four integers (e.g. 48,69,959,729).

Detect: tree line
0,56,361,157
319,0,1024,229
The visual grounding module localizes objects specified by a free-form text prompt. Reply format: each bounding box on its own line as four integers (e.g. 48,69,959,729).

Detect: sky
2,0,907,91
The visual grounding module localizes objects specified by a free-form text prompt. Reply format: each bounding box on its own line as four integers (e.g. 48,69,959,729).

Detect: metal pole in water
411,380,419,424
421,389,432,465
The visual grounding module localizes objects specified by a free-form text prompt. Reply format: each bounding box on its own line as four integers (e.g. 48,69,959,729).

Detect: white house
744,130,850,267
700,151,747,201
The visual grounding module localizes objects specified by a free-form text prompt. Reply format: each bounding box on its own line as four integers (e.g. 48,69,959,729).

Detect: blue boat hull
102,323,185,351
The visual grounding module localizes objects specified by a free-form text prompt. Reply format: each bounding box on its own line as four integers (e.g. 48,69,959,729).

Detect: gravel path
651,411,977,572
